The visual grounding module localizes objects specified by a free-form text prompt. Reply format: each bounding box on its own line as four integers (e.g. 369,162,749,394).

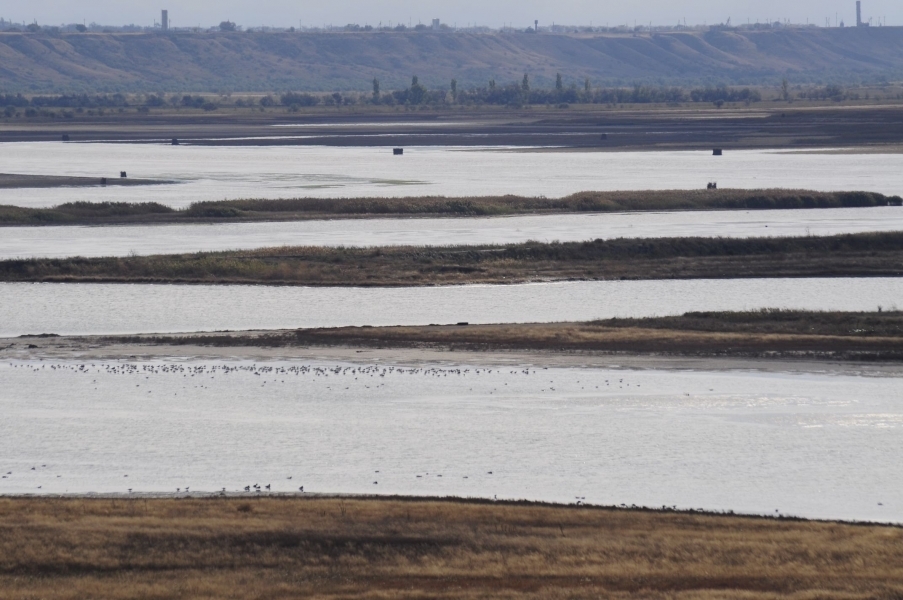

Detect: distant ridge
1,28,902,93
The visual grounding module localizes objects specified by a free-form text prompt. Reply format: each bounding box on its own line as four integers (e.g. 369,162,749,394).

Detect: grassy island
2,231,901,286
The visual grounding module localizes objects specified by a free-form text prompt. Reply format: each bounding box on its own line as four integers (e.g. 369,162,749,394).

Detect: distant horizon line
0,18,896,32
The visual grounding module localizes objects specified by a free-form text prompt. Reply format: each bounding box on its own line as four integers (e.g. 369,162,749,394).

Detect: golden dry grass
0,497,901,599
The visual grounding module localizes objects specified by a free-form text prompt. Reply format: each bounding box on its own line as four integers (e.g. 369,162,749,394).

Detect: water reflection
3,206,903,259
3,144,902,208
1,358,900,522
2,278,901,337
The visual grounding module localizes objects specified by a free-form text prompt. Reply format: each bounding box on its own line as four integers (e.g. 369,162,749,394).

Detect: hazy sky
3,0,900,29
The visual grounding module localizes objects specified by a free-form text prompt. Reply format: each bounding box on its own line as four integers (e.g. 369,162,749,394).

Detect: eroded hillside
1,28,902,93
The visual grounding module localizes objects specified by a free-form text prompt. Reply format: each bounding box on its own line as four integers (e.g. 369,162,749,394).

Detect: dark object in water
707,182,718,190
120,171,127,178
100,177,107,186
172,138,180,145
713,149,723,156
600,133,608,140
393,148,404,155
62,134,70,142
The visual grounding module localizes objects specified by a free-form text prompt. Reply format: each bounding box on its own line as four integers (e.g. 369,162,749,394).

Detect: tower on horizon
855,1,871,26
161,9,169,31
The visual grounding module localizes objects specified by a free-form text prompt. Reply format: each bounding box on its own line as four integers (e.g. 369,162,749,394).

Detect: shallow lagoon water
2,278,901,337
1,358,900,523
3,206,903,259
3,139,902,525
2,143,902,208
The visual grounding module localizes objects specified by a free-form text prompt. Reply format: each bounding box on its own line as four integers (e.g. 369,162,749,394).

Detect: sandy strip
3,333,900,376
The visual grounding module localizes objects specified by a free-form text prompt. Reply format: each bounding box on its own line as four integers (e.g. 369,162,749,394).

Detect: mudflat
117,311,903,363
5,104,903,152
0,173,172,189
7,310,903,366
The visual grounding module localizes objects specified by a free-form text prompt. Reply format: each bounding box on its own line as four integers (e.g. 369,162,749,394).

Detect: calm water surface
1,358,899,523
2,279,900,337
3,206,903,259
2,144,901,208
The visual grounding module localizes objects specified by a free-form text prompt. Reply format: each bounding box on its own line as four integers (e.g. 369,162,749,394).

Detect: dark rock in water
393,148,404,155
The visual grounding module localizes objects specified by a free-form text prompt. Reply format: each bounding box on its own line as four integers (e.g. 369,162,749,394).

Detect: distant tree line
0,79,763,113
356,76,762,107
7,80,893,119
795,84,859,102
0,93,130,108
270,76,764,109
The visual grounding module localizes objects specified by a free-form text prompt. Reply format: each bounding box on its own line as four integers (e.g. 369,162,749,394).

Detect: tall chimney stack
161,9,169,31
856,1,862,27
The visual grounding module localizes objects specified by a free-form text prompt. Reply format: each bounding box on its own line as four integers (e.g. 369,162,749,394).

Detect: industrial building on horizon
856,1,870,27
5,3,892,34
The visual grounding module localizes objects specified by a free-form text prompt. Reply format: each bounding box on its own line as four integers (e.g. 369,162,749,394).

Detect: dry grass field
0,496,901,599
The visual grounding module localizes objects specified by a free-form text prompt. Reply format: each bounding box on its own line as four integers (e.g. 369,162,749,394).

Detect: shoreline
7,310,903,372
10,340,900,375
2,492,898,527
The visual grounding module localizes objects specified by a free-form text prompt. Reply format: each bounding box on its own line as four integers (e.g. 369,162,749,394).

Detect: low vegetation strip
115,310,903,361
1,189,899,225
3,232,902,286
0,497,900,599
